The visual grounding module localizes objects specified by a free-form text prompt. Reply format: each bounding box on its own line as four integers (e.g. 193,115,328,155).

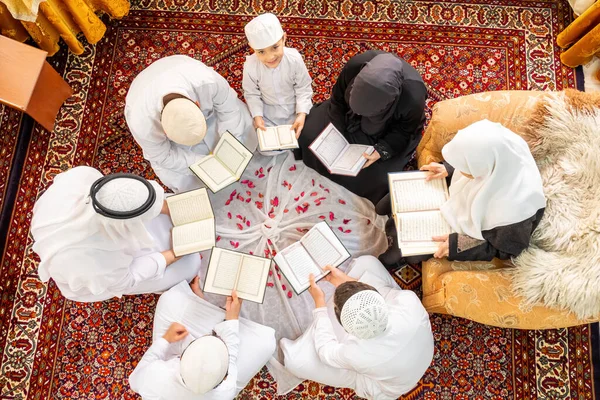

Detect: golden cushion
418,90,600,329
417,90,547,167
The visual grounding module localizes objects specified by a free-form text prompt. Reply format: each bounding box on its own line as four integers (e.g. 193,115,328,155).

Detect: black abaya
297,51,427,204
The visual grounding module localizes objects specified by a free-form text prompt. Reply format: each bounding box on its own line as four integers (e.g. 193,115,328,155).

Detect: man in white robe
31,167,201,302
281,255,434,399
129,279,276,399
125,55,257,193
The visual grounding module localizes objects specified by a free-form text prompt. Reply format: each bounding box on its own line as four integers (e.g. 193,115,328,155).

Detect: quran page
167,188,213,227
333,145,371,171
260,127,280,149
274,222,350,293
236,256,270,302
309,124,349,167
214,131,252,177
189,156,234,192
390,171,448,213
300,226,343,267
277,126,296,147
204,248,242,297
398,210,453,242
172,219,215,256
276,243,323,293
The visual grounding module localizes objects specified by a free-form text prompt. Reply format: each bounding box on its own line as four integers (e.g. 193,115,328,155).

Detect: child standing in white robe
129,279,276,399
281,256,434,399
242,13,313,139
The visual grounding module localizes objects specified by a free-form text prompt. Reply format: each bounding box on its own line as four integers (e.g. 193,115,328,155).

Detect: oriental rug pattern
0,0,597,399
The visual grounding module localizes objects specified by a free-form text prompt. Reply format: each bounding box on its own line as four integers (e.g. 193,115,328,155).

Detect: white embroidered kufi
180,336,229,394
94,178,151,212
244,13,284,49
161,98,207,146
340,290,388,340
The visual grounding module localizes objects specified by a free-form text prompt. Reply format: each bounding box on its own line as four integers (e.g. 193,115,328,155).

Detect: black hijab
347,54,405,135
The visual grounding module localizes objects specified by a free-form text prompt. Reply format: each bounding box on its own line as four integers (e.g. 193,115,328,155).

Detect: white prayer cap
180,336,229,394
90,174,157,219
245,13,284,49
340,290,389,340
161,98,207,146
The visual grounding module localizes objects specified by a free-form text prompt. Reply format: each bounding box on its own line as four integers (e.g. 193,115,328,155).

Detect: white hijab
31,166,164,291
440,119,546,240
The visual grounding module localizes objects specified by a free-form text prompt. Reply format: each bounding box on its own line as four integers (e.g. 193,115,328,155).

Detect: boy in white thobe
125,55,257,193
129,279,276,399
31,167,201,302
243,13,313,140
281,255,434,399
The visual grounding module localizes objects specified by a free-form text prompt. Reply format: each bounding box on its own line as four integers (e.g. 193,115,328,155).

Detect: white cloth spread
30,166,201,302
440,119,546,240
242,47,313,126
125,55,257,193
196,151,388,392
280,256,434,399
129,281,276,400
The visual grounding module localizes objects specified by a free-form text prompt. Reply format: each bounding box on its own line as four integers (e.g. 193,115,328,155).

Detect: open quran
189,131,253,193
309,123,374,176
203,248,271,303
273,222,350,294
389,171,453,256
257,125,299,151
167,188,215,257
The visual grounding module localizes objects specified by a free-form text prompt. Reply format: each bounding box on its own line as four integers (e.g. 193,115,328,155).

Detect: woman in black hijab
297,50,427,204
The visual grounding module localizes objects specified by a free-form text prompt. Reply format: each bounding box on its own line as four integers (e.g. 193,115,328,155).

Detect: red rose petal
343,219,351,224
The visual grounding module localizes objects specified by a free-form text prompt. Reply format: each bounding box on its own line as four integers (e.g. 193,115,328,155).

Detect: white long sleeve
206,320,240,399
312,307,354,369
242,62,264,118
129,338,171,399
293,58,313,115
129,252,167,283
211,76,249,141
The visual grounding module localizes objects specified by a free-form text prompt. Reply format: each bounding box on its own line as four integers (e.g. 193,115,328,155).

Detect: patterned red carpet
1,0,598,399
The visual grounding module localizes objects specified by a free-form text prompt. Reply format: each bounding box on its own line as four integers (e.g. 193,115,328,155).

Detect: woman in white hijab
378,119,546,264
30,166,201,302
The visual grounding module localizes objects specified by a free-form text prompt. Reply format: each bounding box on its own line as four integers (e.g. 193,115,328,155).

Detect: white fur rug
511,90,600,319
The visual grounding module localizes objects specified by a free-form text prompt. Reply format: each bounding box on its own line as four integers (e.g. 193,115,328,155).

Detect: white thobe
242,47,313,127
281,255,434,400
125,55,257,193
129,281,276,399
36,214,201,302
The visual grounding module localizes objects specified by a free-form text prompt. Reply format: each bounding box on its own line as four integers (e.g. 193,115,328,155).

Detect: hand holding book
362,150,381,169
420,162,448,181
432,234,450,258
308,273,326,308
291,113,306,139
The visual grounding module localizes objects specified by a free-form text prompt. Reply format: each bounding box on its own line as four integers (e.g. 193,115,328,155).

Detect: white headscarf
440,119,546,240
31,166,164,289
